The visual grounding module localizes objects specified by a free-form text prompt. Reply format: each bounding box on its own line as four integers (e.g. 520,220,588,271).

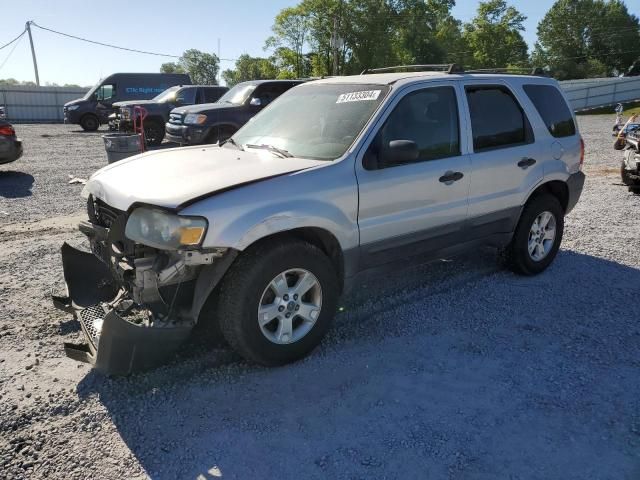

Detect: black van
63,72,191,131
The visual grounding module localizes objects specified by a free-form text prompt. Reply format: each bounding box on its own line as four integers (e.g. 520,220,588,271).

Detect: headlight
66,105,80,111
184,113,207,125
125,207,208,250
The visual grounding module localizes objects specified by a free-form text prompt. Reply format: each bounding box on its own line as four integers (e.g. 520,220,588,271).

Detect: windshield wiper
220,137,244,150
245,144,294,158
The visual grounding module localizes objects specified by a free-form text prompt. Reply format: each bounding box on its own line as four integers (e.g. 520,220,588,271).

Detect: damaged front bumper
54,243,193,376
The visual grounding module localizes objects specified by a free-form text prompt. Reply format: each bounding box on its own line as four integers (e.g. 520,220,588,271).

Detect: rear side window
466,86,532,152
204,87,225,103
523,84,576,138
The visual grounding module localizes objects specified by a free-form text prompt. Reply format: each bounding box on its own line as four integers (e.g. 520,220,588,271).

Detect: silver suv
56,66,585,375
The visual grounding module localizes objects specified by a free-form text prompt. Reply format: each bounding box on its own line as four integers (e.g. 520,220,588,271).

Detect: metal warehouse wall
0,86,89,123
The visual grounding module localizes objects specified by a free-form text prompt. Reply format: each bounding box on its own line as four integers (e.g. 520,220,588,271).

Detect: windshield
218,84,257,105
232,84,389,160
152,86,180,103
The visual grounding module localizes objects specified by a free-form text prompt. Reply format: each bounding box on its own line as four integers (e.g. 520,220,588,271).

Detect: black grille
90,198,125,228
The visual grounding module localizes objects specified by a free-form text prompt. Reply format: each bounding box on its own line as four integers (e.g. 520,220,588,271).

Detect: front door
355,82,471,268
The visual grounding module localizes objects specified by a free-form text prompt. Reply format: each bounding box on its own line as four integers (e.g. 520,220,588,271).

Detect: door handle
439,171,464,183
517,157,537,169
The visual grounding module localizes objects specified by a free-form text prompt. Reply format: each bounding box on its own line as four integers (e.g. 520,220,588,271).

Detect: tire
621,159,639,186
502,194,564,276
143,120,165,147
206,126,235,145
80,114,99,132
216,239,339,366
614,138,626,150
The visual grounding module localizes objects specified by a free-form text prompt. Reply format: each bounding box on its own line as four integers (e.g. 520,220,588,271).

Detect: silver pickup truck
55,66,585,375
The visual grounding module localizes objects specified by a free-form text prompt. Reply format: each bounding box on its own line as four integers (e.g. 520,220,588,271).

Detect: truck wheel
144,120,165,147
206,126,235,145
217,239,339,366
502,194,564,276
621,159,639,186
80,114,99,132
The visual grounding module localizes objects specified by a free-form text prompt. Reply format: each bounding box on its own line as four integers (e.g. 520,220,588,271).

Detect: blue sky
1,0,638,86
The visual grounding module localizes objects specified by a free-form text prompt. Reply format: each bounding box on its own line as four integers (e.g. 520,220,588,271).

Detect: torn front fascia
54,217,229,375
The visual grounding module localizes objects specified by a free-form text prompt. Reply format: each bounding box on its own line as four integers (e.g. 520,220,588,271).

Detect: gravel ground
1,118,639,479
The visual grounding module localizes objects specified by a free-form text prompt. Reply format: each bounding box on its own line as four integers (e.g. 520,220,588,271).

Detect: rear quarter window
523,84,576,138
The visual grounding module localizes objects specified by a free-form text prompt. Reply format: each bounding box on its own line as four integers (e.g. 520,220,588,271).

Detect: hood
64,98,86,107
112,99,158,108
84,145,325,211
171,102,234,116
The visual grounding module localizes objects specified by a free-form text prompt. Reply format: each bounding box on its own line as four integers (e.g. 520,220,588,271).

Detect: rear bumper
566,171,586,214
0,137,22,164
54,242,193,376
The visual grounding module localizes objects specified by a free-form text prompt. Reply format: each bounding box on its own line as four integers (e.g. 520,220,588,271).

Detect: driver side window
364,86,460,170
96,84,116,102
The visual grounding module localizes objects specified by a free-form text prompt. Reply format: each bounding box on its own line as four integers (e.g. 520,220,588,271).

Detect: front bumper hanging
54,243,193,376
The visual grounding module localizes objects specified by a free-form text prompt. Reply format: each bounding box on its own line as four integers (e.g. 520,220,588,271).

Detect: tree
534,0,640,79
463,0,529,68
222,54,280,87
159,50,219,84
265,6,311,78
160,62,186,74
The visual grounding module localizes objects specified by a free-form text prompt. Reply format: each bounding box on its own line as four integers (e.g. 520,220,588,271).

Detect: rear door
356,82,471,267
460,81,545,239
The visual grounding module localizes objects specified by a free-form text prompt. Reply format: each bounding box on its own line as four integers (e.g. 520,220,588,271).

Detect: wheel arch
80,112,99,126
240,227,345,293
524,180,569,214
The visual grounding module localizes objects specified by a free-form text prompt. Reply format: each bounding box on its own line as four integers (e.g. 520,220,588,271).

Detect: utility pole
331,16,339,76
217,38,221,85
25,21,40,86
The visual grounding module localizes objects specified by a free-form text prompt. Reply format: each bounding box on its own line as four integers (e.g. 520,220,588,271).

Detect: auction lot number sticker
336,90,382,103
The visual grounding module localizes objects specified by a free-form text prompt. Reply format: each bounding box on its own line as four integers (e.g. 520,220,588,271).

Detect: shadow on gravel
0,171,34,198
75,250,640,479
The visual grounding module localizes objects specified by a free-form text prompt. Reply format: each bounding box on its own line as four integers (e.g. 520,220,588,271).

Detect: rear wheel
80,114,99,132
502,194,564,275
217,239,339,366
143,120,165,146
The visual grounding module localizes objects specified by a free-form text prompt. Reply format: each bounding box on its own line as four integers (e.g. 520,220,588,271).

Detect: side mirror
249,97,262,107
381,140,419,165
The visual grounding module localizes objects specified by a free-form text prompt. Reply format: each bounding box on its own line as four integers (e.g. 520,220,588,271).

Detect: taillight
0,125,15,136
579,137,584,169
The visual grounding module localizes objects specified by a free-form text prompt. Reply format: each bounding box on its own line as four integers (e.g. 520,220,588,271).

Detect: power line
31,21,180,58
0,31,25,72
0,29,26,51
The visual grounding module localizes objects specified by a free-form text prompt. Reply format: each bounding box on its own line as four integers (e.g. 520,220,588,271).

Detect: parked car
165,79,304,145
0,120,23,164
55,67,585,375
64,72,191,132
109,85,228,146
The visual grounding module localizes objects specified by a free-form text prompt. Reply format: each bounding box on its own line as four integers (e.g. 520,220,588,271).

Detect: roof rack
361,64,464,75
360,64,546,76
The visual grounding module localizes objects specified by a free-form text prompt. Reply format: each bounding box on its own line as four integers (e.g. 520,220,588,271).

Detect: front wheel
621,159,640,186
216,239,338,366
80,114,99,132
502,194,564,275
144,120,165,146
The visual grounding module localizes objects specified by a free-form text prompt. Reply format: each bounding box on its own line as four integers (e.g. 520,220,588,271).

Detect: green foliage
159,50,219,84
462,0,529,68
535,0,640,79
222,55,280,87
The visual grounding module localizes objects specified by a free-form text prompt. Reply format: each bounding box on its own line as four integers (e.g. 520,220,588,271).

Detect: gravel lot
1,118,639,479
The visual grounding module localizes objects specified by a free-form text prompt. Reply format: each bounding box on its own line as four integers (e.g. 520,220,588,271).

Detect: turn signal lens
179,226,206,245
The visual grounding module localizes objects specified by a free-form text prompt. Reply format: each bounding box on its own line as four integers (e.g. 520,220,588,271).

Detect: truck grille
79,304,108,348
169,112,183,125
